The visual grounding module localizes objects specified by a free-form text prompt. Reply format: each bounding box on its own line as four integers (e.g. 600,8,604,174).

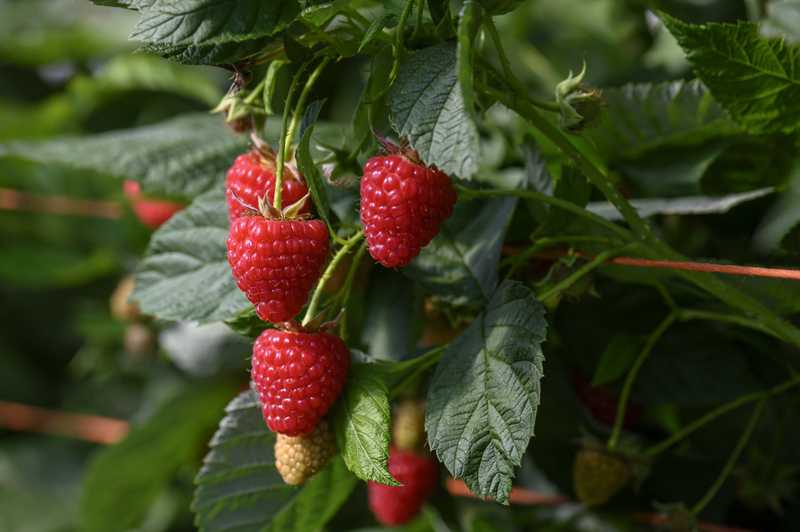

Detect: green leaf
404,195,516,307
129,1,299,65
0,113,247,199
134,189,250,323
332,364,398,485
193,390,357,532
661,13,800,134
81,380,235,532
296,103,332,230
592,334,641,386
587,187,774,221
390,42,479,179
585,80,740,160
425,280,547,503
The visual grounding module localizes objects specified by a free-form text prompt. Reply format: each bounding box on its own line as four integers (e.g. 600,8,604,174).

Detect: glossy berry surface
227,217,329,323
368,447,438,525
123,180,183,229
226,150,310,219
360,154,456,268
252,329,349,436
275,421,336,485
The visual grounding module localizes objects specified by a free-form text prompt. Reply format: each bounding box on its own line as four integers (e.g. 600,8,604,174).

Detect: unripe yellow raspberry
274,421,336,485
392,400,426,452
573,447,631,506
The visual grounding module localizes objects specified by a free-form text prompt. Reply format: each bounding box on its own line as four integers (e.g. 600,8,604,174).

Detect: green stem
273,59,313,211
410,0,425,41
274,56,331,211
538,245,633,302
607,312,677,450
242,78,266,105
691,399,765,516
645,374,800,458
678,308,782,340
503,235,618,275
338,241,368,342
302,230,364,327
456,185,633,241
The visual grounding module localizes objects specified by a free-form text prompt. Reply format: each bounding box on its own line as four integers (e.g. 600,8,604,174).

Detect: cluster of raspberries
224,141,455,491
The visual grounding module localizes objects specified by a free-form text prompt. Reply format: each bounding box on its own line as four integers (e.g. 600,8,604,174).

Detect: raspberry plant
4,0,800,531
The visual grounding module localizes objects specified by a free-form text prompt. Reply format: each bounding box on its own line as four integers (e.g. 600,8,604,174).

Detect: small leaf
129,1,299,65
426,280,547,503
333,364,398,485
404,195,516,307
0,113,247,199
390,42,479,178
592,335,641,386
586,188,774,221
134,189,251,323
193,390,357,532
296,106,333,231
81,380,235,532
661,13,800,134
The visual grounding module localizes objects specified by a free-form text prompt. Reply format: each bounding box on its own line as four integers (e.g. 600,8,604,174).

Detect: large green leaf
0,113,247,199
127,0,299,65
193,390,357,532
390,42,479,179
404,196,516,307
425,281,547,503
585,80,740,160
332,363,397,485
662,13,800,134
81,380,235,532
134,189,250,323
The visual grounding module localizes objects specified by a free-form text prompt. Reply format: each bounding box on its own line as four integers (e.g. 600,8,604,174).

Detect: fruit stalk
302,230,364,326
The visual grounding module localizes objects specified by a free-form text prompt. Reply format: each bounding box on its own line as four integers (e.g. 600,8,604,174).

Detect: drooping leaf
332,364,398,485
81,380,236,532
296,102,332,230
661,13,800,134
390,42,479,178
404,195,516,307
0,113,247,199
585,80,740,160
426,281,547,503
134,189,250,323
128,0,299,65
587,188,773,221
193,390,357,532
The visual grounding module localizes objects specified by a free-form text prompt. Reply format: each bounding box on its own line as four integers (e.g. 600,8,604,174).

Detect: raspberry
227,217,329,323
274,420,336,485
368,447,438,525
392,400,426,452
360,154,456,268
123,180,183,229
573,447,630,506
572,371,642,428
226,150,310,220
251,329,350,436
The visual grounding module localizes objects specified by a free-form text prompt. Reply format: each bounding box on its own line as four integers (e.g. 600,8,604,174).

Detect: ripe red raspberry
360,154,456,268
123,180,183,229
226,149,310,220
572,371,642,428
251,329,350,436
368,447,438,526
227,217,329,323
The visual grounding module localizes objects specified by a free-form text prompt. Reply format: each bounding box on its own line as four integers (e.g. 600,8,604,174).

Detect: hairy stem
608,313,677,450
691,399,765,516
274,56,331,212
302,230,364,327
